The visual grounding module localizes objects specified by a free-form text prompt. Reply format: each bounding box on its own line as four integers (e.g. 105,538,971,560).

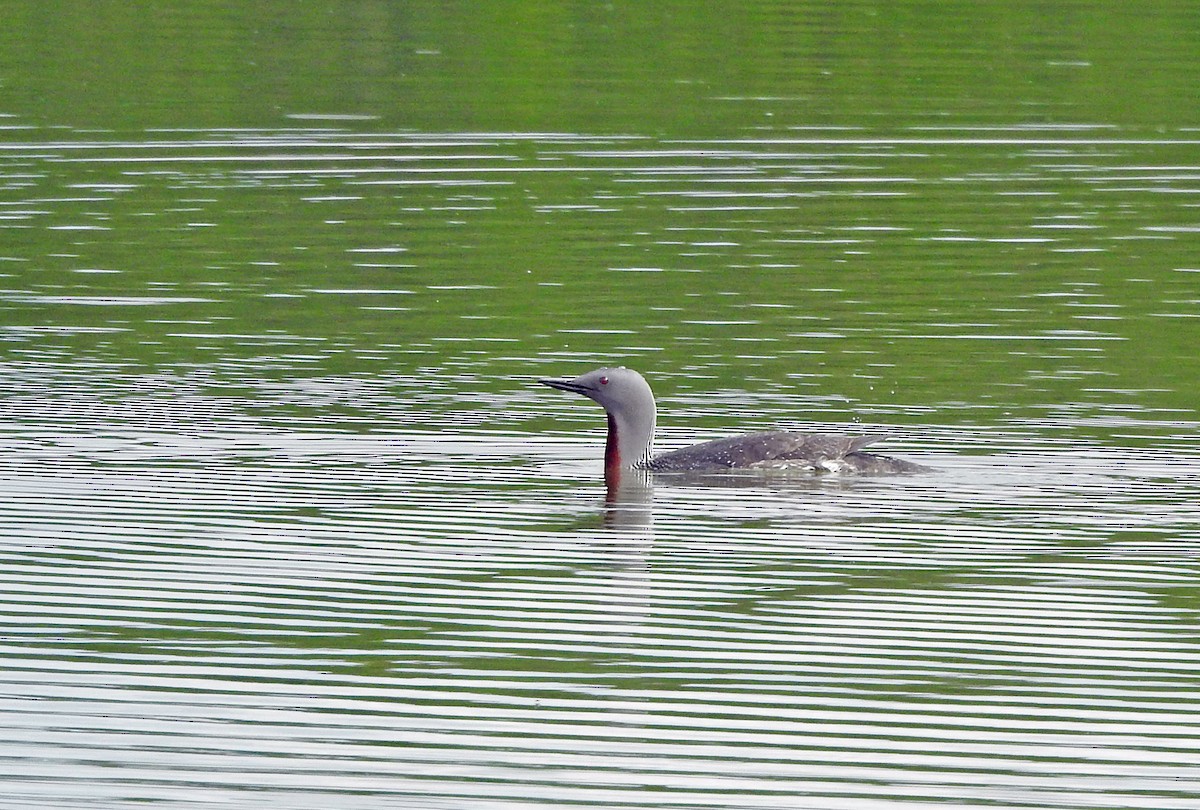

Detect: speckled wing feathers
642,431,887,471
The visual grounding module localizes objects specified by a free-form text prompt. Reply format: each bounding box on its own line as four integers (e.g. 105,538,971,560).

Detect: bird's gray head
538,367,657,472
538,367,653,415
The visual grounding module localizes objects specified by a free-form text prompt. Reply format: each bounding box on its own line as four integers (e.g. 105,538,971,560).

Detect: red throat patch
604,412,621,487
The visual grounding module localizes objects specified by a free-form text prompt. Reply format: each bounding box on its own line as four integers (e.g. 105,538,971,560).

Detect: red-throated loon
539,366,927,485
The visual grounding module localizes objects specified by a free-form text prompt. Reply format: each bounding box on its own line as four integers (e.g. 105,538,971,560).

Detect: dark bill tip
538,377,588,394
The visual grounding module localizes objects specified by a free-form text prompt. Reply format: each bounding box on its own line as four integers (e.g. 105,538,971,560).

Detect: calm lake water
2,3,1200,809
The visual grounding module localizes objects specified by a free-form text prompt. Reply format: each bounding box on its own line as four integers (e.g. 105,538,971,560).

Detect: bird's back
642,431,926,474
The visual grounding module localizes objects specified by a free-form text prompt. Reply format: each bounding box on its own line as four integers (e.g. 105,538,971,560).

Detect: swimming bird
539,367,927,485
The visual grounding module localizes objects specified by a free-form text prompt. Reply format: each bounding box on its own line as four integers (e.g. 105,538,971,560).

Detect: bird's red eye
599,376,609,385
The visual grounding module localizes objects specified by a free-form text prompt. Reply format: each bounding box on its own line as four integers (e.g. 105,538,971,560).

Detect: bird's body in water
539,367,927,486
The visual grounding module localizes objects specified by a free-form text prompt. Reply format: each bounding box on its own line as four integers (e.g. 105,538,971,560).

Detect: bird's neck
604,408,655,487
604,413,622,486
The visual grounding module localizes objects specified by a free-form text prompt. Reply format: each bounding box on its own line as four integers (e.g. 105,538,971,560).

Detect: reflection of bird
540,367,928,485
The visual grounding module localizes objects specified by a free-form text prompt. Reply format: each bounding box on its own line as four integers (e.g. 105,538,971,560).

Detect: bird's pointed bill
538,377,591,395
